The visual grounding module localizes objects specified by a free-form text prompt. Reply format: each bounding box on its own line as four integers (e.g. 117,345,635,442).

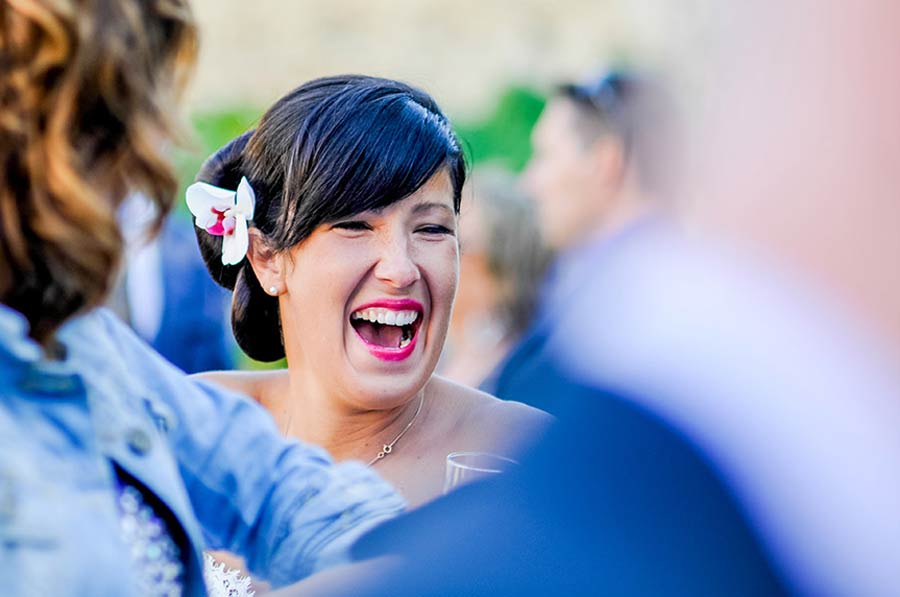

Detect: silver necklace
368,393,425,466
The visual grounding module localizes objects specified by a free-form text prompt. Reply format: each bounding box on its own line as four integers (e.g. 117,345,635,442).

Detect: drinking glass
443,451,519,494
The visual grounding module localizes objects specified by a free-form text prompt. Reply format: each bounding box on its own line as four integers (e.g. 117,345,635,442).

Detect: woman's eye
417,224,454,236
332,221,371,231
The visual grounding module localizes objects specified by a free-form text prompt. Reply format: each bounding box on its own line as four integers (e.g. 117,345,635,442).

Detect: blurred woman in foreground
0,2,402,594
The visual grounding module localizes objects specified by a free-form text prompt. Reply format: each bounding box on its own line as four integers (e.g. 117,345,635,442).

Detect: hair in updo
195,75,466,362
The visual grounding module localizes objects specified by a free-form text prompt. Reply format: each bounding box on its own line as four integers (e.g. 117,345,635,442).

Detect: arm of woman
96,309,405,587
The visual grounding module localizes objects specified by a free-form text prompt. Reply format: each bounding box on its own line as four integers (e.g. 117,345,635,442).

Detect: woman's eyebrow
411,201,454,215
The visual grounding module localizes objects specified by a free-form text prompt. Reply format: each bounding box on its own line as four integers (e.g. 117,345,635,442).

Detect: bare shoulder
428,376,553,451
189,369,287,405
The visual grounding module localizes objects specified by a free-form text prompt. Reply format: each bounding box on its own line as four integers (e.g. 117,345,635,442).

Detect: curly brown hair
0,0,197,344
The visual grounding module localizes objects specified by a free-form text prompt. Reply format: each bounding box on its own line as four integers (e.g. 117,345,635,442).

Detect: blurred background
175,0,713,193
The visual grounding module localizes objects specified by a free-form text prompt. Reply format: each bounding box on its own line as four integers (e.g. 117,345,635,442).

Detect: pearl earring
268,286,278,295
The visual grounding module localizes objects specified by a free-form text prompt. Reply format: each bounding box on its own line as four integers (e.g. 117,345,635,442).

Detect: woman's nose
373,237,421,289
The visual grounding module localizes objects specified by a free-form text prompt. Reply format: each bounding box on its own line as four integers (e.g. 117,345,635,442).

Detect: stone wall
185,0,711,118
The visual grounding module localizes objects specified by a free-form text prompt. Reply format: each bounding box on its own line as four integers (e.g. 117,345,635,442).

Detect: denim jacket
0,305,404,596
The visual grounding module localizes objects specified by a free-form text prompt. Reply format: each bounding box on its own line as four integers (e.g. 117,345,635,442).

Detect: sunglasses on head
567,71,630,116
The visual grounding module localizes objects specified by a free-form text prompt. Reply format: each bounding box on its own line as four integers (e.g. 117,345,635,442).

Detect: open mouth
350,306,423,354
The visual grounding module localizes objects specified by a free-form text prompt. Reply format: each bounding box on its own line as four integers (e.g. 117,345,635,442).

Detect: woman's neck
264,366,426,463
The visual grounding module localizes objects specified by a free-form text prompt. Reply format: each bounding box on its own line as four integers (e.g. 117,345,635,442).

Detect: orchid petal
186,182,236,229
221,217,249,265
206,219,226,236
187,181,237,206
196,211,219,230
222,216,237,236
187,178,258,266
235,176,256,219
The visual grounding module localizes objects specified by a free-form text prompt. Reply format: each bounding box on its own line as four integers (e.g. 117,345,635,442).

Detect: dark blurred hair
0,0,197,344
195,75,466,362
557,70,676,195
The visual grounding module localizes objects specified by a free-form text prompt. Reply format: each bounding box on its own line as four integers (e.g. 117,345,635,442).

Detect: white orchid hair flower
185,176,257,266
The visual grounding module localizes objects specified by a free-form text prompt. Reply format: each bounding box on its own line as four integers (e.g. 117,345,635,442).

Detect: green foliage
171,107,262,220
237,352,287,371
453,86,545,172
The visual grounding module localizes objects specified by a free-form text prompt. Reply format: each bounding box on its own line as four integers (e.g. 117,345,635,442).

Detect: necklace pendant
367,394,425,467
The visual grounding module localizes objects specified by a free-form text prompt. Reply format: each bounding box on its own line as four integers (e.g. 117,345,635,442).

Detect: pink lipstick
350,299,424,362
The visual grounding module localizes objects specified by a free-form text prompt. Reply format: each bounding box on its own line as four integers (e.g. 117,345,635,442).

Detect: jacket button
125,429,152,456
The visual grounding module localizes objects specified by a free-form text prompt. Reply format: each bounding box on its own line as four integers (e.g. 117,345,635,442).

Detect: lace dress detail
116,484,185,597
116,481,254,596
203,554,255,597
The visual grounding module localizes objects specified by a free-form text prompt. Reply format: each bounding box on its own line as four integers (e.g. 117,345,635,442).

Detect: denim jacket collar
0,304,43,364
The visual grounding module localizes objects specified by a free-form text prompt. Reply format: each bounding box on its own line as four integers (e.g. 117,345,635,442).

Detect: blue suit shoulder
354,366,790,596
153,218,234,373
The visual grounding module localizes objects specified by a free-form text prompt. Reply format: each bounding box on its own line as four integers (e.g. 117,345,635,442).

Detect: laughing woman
191,75,550,507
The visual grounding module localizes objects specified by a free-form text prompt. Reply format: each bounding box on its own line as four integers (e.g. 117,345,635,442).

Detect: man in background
487,70,668,413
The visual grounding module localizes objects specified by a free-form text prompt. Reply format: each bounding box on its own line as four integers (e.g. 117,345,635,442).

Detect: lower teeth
398,326,413,349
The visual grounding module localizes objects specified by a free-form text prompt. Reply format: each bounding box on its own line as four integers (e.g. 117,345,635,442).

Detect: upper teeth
351,308,419,326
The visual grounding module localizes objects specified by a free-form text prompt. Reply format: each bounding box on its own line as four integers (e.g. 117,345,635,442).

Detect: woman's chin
349,376,430,409
347,326,430,370
337,327,443,405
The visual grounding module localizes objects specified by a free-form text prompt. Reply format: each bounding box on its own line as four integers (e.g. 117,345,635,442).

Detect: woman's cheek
430,238,459,277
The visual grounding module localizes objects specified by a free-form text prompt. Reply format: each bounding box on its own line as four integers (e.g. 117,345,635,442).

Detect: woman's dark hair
195,75,466,362
0,0,197,344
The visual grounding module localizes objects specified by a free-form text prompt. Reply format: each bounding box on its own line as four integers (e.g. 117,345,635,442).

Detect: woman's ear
588,135,627,190
245,228,285,295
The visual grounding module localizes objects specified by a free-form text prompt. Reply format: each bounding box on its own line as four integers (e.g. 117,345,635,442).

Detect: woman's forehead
406,169,454,205
367,170,456,216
